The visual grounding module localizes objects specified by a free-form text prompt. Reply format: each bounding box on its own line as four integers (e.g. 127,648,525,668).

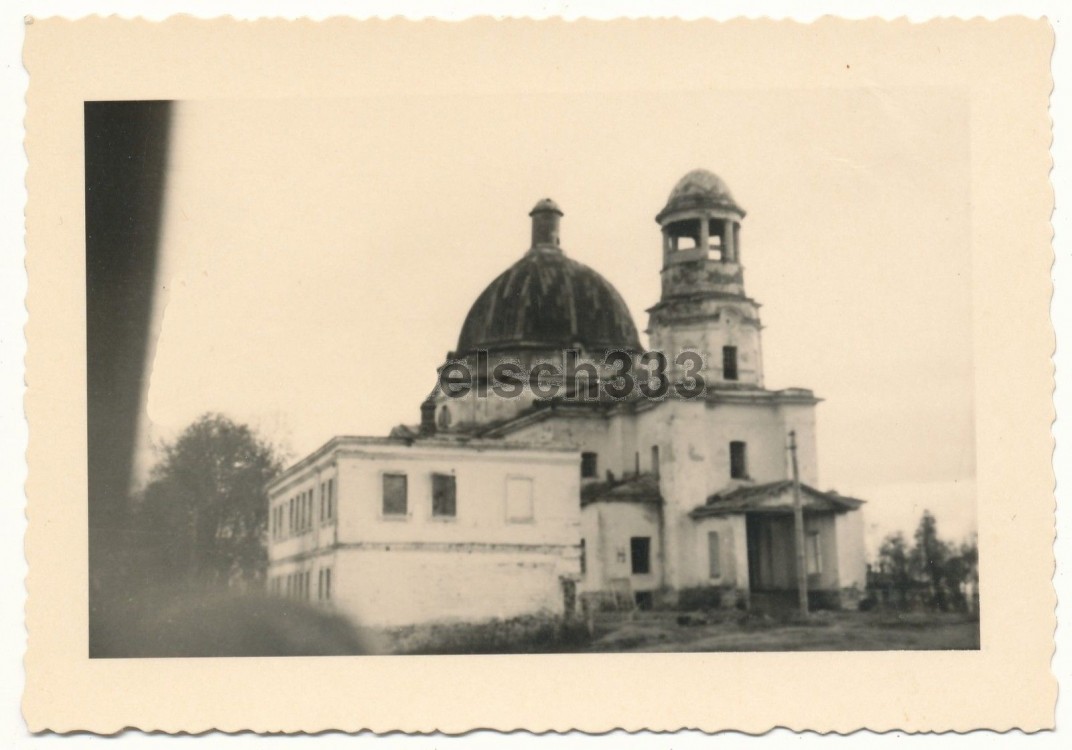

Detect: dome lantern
529,198,563,250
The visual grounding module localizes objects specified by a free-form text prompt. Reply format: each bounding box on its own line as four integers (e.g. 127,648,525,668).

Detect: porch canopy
689,480,863,518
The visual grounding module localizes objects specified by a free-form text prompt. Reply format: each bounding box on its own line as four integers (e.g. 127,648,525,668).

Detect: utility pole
788,430,809,616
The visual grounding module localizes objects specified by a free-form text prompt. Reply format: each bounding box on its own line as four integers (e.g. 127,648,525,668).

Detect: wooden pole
789,430,809,616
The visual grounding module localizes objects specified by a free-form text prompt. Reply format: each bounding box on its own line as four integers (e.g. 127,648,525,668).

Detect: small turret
529,198,563,250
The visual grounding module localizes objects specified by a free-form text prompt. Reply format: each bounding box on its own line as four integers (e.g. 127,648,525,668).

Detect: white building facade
266,169,867,625
266,438,581,627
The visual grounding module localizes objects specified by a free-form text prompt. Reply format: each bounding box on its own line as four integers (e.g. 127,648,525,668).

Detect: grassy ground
586,610,980,652
376,609,980,654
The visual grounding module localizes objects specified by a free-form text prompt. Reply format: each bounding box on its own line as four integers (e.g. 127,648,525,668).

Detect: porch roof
581,472,664,508
690,480,864,518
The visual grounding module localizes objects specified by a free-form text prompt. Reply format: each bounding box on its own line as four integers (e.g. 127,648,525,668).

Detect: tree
909,510,952,611
943,533,979,612
876,531,913,607
136,413,285,589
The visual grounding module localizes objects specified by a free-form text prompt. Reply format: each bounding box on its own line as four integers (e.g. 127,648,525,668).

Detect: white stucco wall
578,501,663,596
333,547,572,627
684,514,747,593
266,438,582,627
835,508,867,590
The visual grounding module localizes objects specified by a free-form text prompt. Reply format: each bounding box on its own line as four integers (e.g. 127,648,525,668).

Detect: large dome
656,168,745,222
455,246,641,356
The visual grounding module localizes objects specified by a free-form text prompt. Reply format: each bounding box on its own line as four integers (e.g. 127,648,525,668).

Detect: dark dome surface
656,168,744,221
456,248,641,355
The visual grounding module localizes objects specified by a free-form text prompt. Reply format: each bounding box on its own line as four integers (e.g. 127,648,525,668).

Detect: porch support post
789,430,810,616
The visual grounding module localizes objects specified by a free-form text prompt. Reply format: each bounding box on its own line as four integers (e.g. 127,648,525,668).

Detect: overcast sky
143,87,975,552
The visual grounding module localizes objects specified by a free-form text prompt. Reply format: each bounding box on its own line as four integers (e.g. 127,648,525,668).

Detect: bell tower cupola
656,169,746,298
647,169,765,387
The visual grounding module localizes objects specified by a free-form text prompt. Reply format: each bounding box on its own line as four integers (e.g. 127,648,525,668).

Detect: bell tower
647,169,764,388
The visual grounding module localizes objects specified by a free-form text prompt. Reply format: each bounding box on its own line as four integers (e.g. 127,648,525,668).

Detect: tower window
723,346,738,381
432,473,457,517
730,441,748,479
630,536,651,575
581,452,598,479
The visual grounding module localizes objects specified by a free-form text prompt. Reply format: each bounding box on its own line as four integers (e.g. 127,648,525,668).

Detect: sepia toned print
24,16,1054,733
84,106,975,656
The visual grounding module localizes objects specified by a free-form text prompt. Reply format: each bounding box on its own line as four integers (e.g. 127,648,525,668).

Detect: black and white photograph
18,11,1058,735
86,86,980,656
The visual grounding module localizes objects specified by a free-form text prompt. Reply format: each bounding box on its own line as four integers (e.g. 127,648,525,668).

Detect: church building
266,169,867,627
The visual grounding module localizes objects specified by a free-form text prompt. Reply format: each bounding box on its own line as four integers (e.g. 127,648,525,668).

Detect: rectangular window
289,498,295,533
324,568,332,601
432,473,457,517
382,473,408,516
630,536,651,575
651,445,660,478
730,441,748,479
581,451,598,478
505,477,534,523
708,531,721,578
327,478,335,520
319,483,325,522
806,531,822,576
304,571,311,600
580,538,587,576
723,345,738,381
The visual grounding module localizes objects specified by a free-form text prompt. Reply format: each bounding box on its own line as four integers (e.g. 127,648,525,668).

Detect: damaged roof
581,472,663,507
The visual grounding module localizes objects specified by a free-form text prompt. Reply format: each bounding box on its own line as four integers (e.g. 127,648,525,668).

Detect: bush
386,613,594,655
676,586,725,611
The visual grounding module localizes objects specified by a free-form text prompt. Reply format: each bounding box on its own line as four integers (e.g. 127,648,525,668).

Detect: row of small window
269,567,333,601
271,478,336,540
579,441,748,481
381,473,537,523
382,472,456,517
